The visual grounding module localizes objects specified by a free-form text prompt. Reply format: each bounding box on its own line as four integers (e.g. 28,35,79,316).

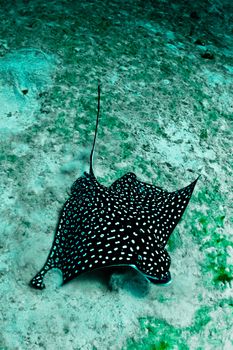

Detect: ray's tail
90,83,101,176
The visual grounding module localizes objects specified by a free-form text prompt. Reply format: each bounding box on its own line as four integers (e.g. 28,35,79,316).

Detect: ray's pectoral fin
30,257,64,290
30,266,49,290
134,245,172,285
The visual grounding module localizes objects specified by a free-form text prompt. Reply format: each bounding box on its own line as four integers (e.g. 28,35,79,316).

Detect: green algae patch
197,213,233,288
205,237,233,287
189,177,232,290
124,318,189,350
189,306,211,333
125,302,232,350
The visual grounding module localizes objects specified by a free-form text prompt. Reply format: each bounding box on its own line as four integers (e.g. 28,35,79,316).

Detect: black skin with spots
30,85,199,290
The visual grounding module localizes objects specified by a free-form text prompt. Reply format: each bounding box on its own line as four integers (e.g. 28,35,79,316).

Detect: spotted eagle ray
30,85,198,290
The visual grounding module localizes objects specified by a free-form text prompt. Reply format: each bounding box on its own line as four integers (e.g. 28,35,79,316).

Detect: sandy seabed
0,1,232,349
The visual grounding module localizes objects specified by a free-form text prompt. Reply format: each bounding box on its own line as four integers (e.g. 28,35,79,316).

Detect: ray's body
30,85,198,290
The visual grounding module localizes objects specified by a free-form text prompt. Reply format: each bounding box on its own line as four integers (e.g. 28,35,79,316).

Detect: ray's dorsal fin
90,83,101,177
